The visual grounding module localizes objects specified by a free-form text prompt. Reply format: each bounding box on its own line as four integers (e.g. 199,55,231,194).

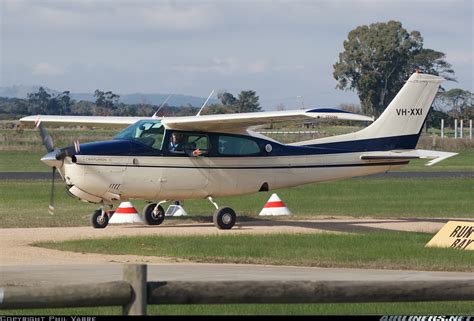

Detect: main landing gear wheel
91,209,109,229
144,203,165,225
213,207,236,230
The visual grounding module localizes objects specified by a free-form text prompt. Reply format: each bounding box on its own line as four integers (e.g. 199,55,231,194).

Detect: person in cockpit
169,132,202,156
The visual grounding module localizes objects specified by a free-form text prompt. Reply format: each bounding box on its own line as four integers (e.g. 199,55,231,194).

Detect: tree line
0,88,261,118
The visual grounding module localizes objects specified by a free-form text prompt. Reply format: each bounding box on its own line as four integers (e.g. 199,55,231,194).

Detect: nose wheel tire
91,210,109,229
213,207,236,230
144,203,165,225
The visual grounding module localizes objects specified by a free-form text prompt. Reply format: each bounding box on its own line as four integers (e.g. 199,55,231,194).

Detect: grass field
0,177,472,228
1,126,473,316
37,232,474,271
0,151,48,172
2,301,474,315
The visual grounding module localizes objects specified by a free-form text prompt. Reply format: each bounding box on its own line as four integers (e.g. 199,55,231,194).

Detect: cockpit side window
137,122,165,150
114,120,165,150
167,131,209,156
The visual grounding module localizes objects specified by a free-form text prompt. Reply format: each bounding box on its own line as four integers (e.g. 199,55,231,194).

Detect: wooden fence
1,264,473,315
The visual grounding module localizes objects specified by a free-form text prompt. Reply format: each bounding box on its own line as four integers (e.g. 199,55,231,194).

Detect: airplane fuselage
60,135,408,204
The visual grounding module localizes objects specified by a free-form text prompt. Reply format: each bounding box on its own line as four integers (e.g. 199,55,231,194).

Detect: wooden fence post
122,264,147,315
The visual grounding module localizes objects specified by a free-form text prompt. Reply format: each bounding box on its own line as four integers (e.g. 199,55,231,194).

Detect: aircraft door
160,157,209,199
122,120,166,200
160,132,210,199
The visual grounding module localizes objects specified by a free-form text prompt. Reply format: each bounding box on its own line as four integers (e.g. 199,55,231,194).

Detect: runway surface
1,171,473,180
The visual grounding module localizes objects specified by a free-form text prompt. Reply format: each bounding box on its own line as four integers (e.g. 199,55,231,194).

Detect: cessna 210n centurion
20,73,456,230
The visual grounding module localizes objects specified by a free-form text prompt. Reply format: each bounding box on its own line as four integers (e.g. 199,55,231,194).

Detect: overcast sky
1,0,472,109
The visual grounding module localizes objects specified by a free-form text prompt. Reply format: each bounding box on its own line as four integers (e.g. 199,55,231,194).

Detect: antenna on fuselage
196,89,215,116
152,94,173,118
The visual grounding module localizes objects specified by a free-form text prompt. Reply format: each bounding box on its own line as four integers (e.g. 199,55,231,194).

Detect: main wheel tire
91,209,109,229
213,207,236,230
144,203,165,225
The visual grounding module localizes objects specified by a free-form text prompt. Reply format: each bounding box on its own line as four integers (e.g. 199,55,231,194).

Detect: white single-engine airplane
20,72,456,229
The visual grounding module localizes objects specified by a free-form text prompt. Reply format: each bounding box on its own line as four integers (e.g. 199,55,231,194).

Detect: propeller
36,118,81,215
36,118,54,153
48,167,56,215
36,118,58,215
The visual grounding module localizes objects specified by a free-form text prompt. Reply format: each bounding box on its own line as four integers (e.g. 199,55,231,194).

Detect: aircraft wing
161,108,374,132
360,150,458,166
20,108,373,132
19,115,145,128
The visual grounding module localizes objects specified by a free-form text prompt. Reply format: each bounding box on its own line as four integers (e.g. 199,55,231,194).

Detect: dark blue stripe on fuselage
74,133,420,158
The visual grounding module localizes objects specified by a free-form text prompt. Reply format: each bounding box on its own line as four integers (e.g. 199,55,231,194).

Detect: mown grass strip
0,177,472,228
37,232,474,272
0,151,48,172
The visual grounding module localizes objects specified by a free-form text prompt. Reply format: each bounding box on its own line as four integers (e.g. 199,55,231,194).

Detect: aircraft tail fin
354,72,444,142
292,72,444,150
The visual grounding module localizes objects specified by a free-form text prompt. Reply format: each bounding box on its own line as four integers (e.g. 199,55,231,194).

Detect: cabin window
168,131,209,156
137,122,165,150
218,135,261,156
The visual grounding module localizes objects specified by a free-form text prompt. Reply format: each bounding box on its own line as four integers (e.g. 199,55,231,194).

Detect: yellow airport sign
426,221,474,250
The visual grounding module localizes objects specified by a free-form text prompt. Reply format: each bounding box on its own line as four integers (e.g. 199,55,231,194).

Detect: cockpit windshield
114,119,165,150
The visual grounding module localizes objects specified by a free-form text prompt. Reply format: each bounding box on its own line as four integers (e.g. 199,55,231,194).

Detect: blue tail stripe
301,134,420,153
306,108,353,114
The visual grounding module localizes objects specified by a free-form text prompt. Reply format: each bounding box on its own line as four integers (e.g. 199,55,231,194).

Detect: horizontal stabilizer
360,150,458,166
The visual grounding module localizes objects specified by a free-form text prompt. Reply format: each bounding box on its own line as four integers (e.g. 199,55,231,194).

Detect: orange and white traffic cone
258,193,292,216
109,201,144,224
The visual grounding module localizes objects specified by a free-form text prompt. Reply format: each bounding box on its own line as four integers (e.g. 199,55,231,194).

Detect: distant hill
0,85,59,98
0,85,217,107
